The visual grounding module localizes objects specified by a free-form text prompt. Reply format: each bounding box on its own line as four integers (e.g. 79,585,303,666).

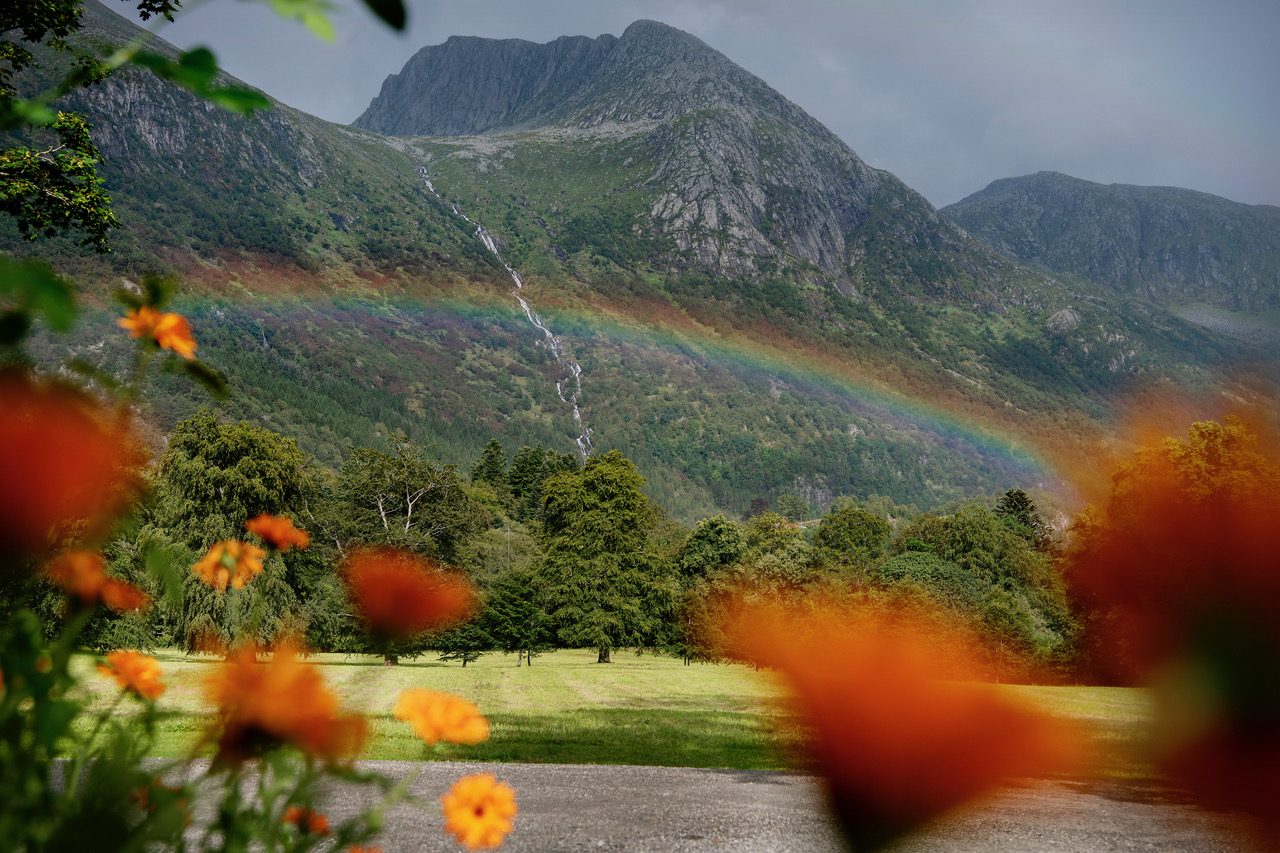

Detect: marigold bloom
720,600,1078,852
394,689,490,746
282,805,331,836
203,643,366,764
117,306,197,359
0,372,143,559
192,540,266,591
343,547,475,640
245,514,310,552
441,774,517,850
98,650,165,700
48,550,149,612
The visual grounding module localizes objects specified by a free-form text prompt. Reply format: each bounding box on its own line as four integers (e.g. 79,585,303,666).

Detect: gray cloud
120,0,1280,207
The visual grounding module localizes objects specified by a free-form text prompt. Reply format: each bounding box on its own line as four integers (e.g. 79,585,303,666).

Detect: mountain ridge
942,171,1280,313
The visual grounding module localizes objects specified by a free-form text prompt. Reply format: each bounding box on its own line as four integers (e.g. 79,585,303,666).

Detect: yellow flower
192,540,265,591
393,689,489,746
117,306,197,359
441,774,517,850
98,650,165,700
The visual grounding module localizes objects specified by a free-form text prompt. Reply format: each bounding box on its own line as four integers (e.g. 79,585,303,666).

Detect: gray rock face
355,21,978,285
942,172,1280,311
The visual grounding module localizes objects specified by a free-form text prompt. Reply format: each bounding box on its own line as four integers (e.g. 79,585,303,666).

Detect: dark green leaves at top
131,49,271,115
358,0,406,31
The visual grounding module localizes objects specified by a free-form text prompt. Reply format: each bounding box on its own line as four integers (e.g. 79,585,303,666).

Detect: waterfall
419,167,593,458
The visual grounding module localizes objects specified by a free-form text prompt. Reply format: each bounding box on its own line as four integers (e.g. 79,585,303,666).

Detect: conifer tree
535,450,676,663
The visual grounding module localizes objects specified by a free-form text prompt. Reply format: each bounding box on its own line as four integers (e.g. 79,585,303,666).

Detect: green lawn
74,649,1156,777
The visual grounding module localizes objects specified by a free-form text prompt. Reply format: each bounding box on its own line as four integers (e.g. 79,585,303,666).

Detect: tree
814,505,892,568
774,493,809,522
336,432,487,563
994,488,1049,551
436,619,495,667
470,438,509,489
509,443,580,521
741,496,770,521
483,567,554,666
535,450,676,662
678,515,747,581
148,413,326,651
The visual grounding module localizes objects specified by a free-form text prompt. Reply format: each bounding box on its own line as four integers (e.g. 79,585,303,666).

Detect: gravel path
331,762,1266,853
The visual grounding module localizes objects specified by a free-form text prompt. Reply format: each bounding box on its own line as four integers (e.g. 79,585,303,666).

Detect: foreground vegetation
70,648,1158,779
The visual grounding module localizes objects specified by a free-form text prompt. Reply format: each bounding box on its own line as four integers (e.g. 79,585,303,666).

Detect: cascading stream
419,168,593,458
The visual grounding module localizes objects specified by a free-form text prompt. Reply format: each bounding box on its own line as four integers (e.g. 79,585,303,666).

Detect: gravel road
328,762,1267,853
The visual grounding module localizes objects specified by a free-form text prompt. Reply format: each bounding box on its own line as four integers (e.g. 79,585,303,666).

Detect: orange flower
441,774,517,850
347,847,382,853
192,540,265,591
98,650,165,700
282,805,331,836
117,306,197,359
0,372,143,559
203,642,367,764
245,514,310,552
1066,418,1280,832
393,689,490,746
720,599,1078,851
48,550,149,612
343,547,475,640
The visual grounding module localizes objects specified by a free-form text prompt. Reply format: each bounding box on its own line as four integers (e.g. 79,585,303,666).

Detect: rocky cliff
356,21,985,292
942,171,1280,312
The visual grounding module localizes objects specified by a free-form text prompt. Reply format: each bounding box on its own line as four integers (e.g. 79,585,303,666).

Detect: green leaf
66,357,123,392
0,97,57,130
182,360,231,399
0,256,76,333
262,0,338,42
0,311,29,345
130,49,272,115
358,0,406,31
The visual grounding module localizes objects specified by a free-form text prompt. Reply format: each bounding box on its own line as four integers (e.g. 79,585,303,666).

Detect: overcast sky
121,0,1280,208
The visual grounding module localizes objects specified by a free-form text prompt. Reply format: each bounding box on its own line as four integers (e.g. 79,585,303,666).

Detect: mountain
5,6,1273,522
942,172,1280,313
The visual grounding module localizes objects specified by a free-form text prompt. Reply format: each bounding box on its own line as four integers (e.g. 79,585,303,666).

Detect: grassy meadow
74,649,1158,779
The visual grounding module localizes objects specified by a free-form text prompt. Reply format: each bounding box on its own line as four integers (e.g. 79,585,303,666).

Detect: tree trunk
597,647,611,664
384,653,398,665
518,649,524,667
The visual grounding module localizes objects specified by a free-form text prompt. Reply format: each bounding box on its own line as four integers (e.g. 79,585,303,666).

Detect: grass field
74,649,1158,778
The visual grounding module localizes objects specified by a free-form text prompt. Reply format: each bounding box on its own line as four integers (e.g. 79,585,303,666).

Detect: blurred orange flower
441,773,517,850
48,550,149,612
245,514,310,552
393,689,490,746
98,650,165,700
192,540,265,591
343,547,474,640
1066,417,1280,835
0,372,143,559
117,306,197,360
282,805,330,836
721,599,1078,851
203,643,367,764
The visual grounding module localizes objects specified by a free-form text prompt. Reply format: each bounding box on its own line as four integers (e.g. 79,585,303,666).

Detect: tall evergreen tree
535,450,676,662
470,438,509,489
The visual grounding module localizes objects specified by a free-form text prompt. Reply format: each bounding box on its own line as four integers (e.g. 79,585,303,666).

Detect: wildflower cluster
0,298,517,851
